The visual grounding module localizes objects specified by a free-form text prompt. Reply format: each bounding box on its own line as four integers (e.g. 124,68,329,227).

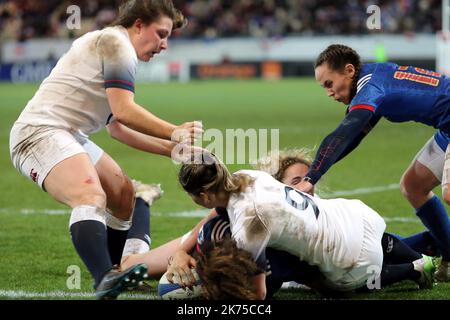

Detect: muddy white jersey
15,26,137,136
227,170,378,279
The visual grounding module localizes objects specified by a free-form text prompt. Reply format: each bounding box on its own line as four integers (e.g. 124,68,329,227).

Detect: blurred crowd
0,0,443,41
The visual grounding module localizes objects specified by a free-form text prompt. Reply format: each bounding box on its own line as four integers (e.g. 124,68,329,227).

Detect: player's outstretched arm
106,87,203,142
299,108,375,192
107,120,176,157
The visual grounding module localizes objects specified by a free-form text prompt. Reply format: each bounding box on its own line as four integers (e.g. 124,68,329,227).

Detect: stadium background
0,0,449,300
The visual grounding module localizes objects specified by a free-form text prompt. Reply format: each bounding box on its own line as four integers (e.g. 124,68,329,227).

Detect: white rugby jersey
15,26,137,135
227,170,379,280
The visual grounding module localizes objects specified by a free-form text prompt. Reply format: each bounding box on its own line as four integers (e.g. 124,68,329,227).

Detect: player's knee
119,174,135,210
400,174,426,200
73,188,107,209
399,176,416,200
109,174,135,218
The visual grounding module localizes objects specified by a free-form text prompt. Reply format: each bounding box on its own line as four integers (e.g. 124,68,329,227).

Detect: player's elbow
106,120,123,140
112,109,131,127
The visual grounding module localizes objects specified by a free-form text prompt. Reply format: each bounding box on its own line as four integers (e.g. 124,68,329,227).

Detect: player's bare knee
72,188,107,209
121,176,135,214
400,177,432,208
109,174,135,219
399,176,417,200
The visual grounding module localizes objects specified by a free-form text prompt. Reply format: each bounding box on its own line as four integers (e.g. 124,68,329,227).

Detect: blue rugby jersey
350,63,450,132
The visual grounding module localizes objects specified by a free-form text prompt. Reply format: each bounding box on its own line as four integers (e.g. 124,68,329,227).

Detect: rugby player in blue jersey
296,44,450,281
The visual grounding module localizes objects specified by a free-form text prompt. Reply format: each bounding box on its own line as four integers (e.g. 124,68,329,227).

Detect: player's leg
94,151,134,266
380,233,435,289
121,180,163,261
380,258,435,289
394,231,439,257
382,233,422,264
10,127,147,299
400,134,450,281
10,126,115,291
122,236,184,278
44,153,113,289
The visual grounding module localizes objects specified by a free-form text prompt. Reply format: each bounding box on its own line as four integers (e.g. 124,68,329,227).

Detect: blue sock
127,198,151,245
401,231,440,256
416,195,450,260
121,198,151,258
107,227,128,266
70,220,112,287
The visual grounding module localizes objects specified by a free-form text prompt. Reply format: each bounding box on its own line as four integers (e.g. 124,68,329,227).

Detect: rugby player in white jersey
119,149,436,298
176,152,435,299
9,0,202,299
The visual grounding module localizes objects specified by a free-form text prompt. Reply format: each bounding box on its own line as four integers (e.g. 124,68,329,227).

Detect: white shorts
9,123,104,189
414,135,450,186
325,206,386,291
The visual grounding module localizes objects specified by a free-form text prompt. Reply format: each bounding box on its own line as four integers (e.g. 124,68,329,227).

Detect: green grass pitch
0,79,448,299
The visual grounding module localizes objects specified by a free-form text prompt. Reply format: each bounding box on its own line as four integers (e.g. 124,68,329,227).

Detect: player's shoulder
359,63,397,82
198,215,231,245
99,25,127,39
97,26,136,60
355,62,397,96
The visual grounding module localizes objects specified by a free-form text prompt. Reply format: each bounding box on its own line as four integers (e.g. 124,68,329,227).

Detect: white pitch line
0,289,158,300
383,217,421,223
321,183,400,198
0,183,422,223
0,183,401,217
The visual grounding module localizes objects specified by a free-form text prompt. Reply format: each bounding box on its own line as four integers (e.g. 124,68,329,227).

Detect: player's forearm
108,120,175,157
305,108,374,184
336,114,380,163
114,101,176,140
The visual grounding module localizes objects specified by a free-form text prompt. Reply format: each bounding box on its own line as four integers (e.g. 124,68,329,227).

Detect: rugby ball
158,269,203,300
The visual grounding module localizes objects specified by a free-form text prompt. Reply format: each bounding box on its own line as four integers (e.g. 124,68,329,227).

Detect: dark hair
315,44,361,72
178,152,253,196
113,0,187,30
315,44,361,99
195,238,262,300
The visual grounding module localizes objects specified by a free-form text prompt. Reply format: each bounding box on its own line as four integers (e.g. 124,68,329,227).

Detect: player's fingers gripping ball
158,269,203,300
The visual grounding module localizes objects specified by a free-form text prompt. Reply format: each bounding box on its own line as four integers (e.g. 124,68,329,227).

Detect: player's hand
296,180,314,194
166,250,197,288
172,121,203,144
